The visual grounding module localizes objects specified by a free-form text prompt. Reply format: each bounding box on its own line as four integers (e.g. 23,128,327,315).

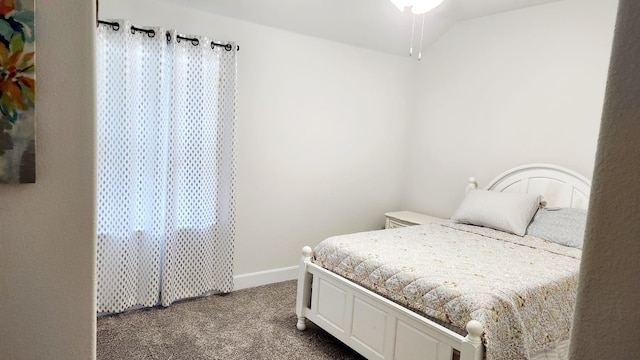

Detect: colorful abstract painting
0,0,35,183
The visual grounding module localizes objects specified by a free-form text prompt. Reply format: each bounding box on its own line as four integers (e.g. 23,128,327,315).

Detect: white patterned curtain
96,20,236,313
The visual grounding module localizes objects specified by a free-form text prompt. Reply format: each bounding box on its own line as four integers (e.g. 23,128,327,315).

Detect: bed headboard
467,164,591,209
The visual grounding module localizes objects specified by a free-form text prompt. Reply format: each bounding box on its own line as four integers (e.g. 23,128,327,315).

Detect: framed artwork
0,0,35,183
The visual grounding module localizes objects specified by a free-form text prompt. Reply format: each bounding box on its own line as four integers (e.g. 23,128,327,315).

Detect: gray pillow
526,207,587,248
450,189,541,236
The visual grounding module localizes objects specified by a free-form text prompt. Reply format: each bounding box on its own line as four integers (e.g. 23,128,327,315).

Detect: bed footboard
295,246,483,360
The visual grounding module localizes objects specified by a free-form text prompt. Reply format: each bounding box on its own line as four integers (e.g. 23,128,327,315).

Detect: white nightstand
384,211,448,229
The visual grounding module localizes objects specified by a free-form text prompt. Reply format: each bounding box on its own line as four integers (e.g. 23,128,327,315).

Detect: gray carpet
97,280,366,359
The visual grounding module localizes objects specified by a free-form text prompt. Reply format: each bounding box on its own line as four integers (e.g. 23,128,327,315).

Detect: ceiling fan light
410,0,445,14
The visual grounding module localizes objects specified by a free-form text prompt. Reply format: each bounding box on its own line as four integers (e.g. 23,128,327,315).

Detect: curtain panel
96,20,236,313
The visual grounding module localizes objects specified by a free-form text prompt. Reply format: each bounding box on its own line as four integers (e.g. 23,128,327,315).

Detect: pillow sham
450,189,541,236
526,207,587,249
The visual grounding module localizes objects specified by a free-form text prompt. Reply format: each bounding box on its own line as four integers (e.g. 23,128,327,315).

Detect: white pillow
450,189,541,236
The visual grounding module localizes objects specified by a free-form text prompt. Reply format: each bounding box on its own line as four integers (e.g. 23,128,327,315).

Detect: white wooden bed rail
295,246,483,360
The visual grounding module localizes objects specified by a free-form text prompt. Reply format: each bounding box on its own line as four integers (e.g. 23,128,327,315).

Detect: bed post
466,177,478,194
464,320,484,360
295,246,313,331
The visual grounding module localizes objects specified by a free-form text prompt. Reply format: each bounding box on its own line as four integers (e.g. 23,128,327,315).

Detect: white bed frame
295,164,591,360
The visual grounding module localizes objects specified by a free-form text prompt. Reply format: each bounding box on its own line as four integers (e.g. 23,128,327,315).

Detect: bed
295,164,590,360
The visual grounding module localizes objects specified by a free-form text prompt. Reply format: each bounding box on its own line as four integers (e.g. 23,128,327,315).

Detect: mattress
313,223,581,360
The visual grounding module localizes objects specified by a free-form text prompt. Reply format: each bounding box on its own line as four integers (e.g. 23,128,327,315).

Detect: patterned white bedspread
313,223,581,360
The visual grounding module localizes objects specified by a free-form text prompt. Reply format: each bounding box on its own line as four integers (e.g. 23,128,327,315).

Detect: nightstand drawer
387,218,414,229
385,211,447,229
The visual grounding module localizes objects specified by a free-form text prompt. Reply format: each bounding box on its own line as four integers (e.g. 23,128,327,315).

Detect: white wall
0,1,96,359
402,0,618,218
99,0,415,276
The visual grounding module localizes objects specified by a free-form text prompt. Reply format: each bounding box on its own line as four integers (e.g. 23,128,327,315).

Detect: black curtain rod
98,19,119,31
97,20,240,52
175,34,199,46
133,25,155,37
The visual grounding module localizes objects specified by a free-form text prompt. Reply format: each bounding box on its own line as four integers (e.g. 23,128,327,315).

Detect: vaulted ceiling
163,0,562,56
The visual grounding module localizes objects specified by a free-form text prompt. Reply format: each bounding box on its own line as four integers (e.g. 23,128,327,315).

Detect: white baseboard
233,265,298,291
